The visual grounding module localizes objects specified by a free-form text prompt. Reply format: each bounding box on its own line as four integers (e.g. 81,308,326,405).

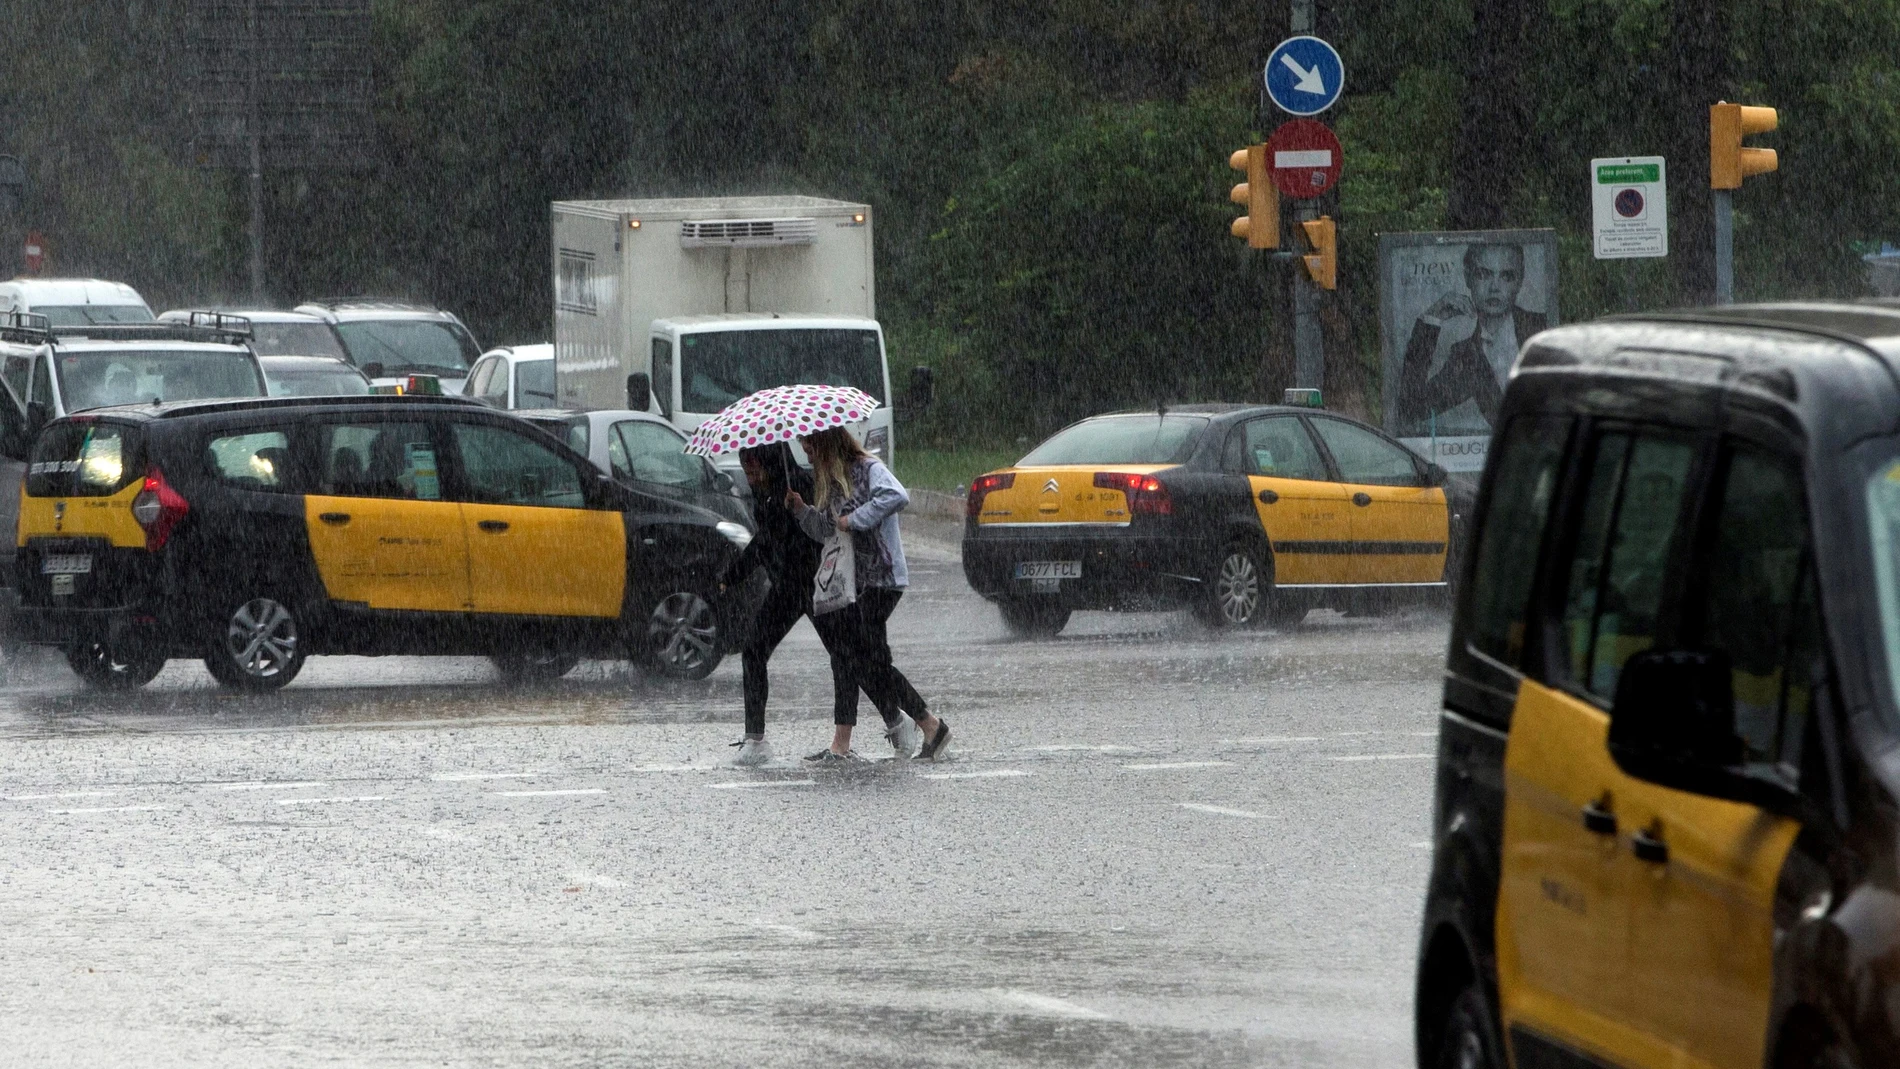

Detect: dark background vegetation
3,1,1896,445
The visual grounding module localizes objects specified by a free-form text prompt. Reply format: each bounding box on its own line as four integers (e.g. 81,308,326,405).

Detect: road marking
625,764,707,774
221,781,327,791
919,769,1030,781
1120,761,1231,771
1330,753,1434,762
431,772,537,782
1412,840,1434,849
10,790,123,800
491,789,606,798
706,780,816,790
1221,736,1320,746
994,989,1111,1020
1177,803,1273,819
1025,744,1141,754
746,920,821,940
275,796,389,806
46,804,165,815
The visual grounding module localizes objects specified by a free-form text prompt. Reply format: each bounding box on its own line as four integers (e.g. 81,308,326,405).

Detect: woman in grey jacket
786,426,949,763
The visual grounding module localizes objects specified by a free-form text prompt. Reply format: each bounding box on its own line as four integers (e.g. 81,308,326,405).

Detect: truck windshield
679,328,886,413
334,320,479,377
249,322,348,360
35,305,155,326
55,349,264,412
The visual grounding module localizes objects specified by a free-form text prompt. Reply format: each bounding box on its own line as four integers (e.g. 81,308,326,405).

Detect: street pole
1711,189,1733,304
1288,0,1323,390
246,0,265,303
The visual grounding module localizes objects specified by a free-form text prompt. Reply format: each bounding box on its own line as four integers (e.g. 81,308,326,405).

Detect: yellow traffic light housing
1228,145,1278,249
1710,102,1778,190
1299,216,1336,290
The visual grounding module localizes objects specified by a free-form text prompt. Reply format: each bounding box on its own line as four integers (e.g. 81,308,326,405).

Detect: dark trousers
812,587,926,728
742,588,818,738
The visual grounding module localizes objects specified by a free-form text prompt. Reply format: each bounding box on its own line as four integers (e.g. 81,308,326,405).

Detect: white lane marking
431,772,537,782
491,789,606,798
746,920,821,940
1412,841,1434,849
46,804,166,815
994,989,1111,1020
221,781,327,791
1407,731,1439,737
706,780,816,790
625,764,709,773
1221,736,1320,746
1333,731,1372,737
920,769,1030,781
1177,803,1273,819
1025,744,1141,754
1120,761,1231,771
10,790,123,800
275,796,389,806
1331,753,1434,762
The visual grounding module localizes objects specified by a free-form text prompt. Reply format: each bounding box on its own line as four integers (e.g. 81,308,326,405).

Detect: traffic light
1227,145,1278,249
1710,102,1778,190
1299,216,1336,290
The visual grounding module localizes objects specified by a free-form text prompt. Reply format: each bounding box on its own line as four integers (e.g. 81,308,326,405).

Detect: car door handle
478,520,510,533
1581,800,1617,836
1631,824,1669,864
1258,489,1279,504
1352,492,1372,507
318,512,351,526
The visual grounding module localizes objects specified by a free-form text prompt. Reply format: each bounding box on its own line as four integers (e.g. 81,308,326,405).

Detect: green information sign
1597,163,1661,184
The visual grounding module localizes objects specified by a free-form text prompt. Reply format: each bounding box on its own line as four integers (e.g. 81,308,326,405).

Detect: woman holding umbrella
787,425,949,763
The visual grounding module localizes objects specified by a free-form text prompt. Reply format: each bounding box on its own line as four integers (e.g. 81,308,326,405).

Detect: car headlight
716,521,753,550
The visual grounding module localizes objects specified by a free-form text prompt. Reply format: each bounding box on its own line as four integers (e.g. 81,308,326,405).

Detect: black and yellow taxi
14,395,746,690
1416,302,1900,1069
962,403,1466,636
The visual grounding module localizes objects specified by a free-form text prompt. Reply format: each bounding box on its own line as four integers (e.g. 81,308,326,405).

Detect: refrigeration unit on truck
551,196,896,464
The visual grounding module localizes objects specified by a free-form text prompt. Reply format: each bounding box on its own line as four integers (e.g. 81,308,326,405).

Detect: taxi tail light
967,472,1015,518
1093,471,1172,516
130,468,189,550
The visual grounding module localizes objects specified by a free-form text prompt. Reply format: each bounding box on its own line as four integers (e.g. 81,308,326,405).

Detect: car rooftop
63,393,491,422
161,308,325,323
1545,300,1900,370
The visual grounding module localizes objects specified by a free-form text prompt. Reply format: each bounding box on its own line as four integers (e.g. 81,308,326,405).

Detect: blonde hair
803,427,871,509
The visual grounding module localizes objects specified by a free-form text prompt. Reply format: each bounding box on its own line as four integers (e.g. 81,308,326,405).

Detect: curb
909,488,965,520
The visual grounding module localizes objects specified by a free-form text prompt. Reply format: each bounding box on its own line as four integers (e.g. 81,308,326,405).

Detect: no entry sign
1267,120,1342,199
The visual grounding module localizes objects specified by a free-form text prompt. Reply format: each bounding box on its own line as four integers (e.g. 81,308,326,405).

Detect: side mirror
626,372,652,412
1608,649,1759,800
908,365,935,410
362,362,386,380
712,469,734,493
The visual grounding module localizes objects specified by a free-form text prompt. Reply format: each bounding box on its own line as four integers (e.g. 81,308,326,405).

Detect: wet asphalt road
0,517,1448,1067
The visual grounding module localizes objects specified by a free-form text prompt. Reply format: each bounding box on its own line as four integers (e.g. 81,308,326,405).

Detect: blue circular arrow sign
1264,36,1344,117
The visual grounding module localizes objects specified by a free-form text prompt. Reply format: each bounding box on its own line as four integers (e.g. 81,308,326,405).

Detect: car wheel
1433,981,1502,1069
491,651,581,684
203,595,305,691
66,637,166,690
1196,541,1263,628
641,588,723,680
999,599,1070,639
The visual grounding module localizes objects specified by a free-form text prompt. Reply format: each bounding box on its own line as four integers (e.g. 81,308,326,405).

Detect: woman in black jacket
724,442,833,766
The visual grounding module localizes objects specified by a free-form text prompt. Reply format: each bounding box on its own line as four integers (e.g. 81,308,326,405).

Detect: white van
0,279,154,326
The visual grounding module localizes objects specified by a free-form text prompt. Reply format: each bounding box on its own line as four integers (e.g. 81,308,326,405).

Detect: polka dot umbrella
682,383,881,457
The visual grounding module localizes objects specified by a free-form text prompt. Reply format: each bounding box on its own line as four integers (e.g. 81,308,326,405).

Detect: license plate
1030,578,1062,594
41,554,92,575
50,574,75,596
1015,560,1082,581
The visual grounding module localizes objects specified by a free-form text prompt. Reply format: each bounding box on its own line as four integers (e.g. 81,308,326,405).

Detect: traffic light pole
1712,189,1734,304
1288,0,1322,390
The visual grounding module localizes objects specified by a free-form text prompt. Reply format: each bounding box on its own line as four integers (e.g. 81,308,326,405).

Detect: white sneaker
729,738,774,767
885,715,924,759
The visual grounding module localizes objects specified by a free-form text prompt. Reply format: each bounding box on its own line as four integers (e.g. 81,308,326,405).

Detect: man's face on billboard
1465,246,1525,318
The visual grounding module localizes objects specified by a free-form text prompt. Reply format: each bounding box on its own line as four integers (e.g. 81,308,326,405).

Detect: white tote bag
811,529,858,616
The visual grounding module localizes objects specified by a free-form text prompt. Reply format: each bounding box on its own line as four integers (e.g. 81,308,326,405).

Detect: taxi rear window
1018,415,1206,466
206,430,296,492
27,421,142,498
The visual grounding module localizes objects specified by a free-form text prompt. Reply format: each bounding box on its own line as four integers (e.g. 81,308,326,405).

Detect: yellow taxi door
1610,445,1811,1069
1229,415,1355,584
1307,416,1449,584
303,418,471,612
1496,431,1699,1067
448,421,625,618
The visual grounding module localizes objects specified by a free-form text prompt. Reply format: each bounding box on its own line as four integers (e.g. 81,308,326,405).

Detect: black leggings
742,588,823,737
812,587,926,728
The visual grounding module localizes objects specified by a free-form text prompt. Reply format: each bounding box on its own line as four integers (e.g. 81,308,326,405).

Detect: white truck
550,195,897,464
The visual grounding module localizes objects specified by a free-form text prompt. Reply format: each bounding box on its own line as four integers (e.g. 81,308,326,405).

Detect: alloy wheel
226,597,299,679
1216,550,1261,624
647,592,719,677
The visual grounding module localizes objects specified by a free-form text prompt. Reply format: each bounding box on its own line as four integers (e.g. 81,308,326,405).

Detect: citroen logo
53,501,64,532
1043,478,1060,494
